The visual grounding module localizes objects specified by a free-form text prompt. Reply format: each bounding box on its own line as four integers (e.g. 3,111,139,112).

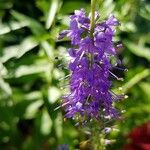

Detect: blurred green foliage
0,0,150,149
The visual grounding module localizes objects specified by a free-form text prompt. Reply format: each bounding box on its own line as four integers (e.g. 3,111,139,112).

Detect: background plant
0,0,150,150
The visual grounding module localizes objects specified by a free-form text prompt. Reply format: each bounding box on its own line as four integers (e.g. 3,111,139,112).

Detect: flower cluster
59,9,124,123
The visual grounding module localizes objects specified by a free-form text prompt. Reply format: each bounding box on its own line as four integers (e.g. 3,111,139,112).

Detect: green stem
92,128,105,150
90,1,106,149
90,0,97,38
90,119,106,150
89,0,97,69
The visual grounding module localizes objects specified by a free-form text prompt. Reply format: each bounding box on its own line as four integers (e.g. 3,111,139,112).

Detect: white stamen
109,71,124,81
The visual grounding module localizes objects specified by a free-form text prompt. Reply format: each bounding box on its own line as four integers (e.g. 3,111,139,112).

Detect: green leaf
41,41,54,59
0,36,38,63
13,100,33,118
0,21,28,35
139,82,150,99
0,106,14,124
140,4,150,21
0,1,12,9
60,1,88,14
24,91,42,101
11,10,47,35
0,77,12,96
54,112,63,139
0,62,8,76
46,0,59,29
24,100,43,119
13,62,50,78
48,86,61,104
122,69,150,93
17,36,39,58
40,109,52,135
125,41,150,61
98,0,115,19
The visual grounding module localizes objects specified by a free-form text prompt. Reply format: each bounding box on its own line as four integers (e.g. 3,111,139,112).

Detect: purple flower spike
59,9,124,123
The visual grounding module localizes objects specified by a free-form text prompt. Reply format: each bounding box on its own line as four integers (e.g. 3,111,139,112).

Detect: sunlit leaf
98,0,115,19
40,109,52,135
0,62,8,76
24,91,42,101
0,21,28,35
0,77,12,96
0,36,38,63
122,69,150,93
125,41,150,61
24,100,43,119
46,0,59,29
11,10,47,35
41,41,54,59
48,86,61,104
14,62,50,78
55,112,63,139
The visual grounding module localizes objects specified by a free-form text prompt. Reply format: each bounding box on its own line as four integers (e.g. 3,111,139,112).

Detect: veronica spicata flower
59,9,125,123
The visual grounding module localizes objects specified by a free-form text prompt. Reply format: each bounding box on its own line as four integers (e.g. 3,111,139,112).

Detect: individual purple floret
58,9,125,123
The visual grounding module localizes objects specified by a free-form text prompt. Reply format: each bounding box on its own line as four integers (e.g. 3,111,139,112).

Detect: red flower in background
123,122,150,150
